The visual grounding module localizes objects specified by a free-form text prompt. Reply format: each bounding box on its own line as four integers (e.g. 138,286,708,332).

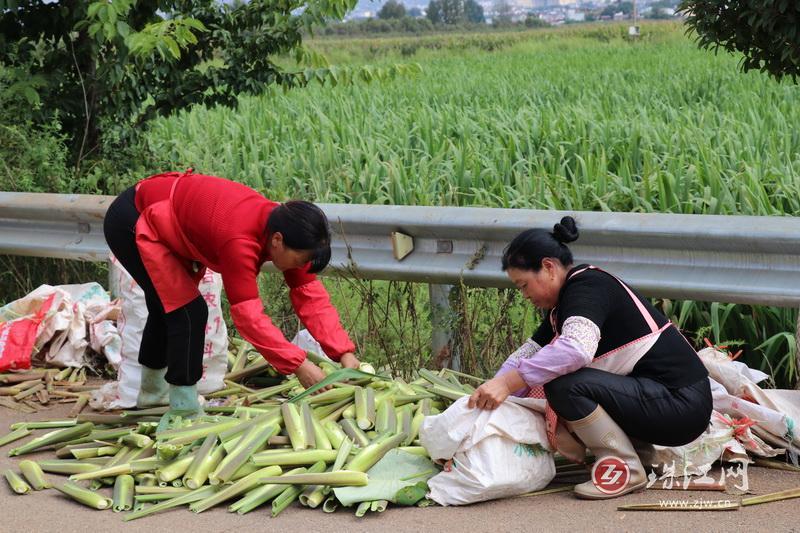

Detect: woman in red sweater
103,170,359,422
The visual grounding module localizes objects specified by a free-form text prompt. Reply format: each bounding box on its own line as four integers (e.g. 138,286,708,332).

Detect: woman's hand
339,352,361,369
467,371,525,410
294,359,330,391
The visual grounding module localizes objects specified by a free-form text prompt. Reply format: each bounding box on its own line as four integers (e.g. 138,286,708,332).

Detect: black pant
103,187,208,386
544,367,712,447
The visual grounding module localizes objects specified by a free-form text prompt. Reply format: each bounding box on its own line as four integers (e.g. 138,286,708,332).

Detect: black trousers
544,367,713,447
103,187,208,386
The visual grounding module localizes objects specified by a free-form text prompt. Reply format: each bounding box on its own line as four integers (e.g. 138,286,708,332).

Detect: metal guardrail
3,192,799,308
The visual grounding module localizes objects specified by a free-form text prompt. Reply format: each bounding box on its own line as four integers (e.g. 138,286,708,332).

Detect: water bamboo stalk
4,469,30,494
113,474,135,512
122,485,218,521
185,445,224,489
346,433,407,473
270,461,326,517
211,424,278,484
281,402,308,451
18,460,50,490
9,422,94,456
37,460,102,475
0,427,31,448
260,470,368,487
228,467,307,515
339,418,370,447
355,501,371,517
156,453,197,483
251,448,338,467
190,465,281,513
68,395,89,418
376,398,396,434
55,481,113,509
322,495,338,513
323,420,347,449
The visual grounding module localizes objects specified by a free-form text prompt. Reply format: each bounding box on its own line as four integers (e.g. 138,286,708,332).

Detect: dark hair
267,200,331,274
501,216,579,272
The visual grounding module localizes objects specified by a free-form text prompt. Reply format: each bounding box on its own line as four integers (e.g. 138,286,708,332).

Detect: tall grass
140,22,799,384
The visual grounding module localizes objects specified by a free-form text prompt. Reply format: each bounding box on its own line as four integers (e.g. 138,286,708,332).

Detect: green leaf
333,449,436,506
104,22,116,40
394,481,429,506
288,369,389,403
182,18,208,32
116,21,130,39
87,2,103,19
88,22,102,38
22,86,40,105
164,36,181,60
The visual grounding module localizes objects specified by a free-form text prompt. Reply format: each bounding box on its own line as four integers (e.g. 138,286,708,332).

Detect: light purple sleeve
494,339,542,397
514,316,601,388
515,335,594,388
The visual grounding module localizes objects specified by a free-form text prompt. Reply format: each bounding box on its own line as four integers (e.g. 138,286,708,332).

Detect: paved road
1,402,799,533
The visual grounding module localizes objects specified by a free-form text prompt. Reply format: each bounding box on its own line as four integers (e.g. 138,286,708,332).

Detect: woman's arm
470,316,600,409
283,266,357,363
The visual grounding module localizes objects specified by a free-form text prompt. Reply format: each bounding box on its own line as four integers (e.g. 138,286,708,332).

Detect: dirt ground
1,402,799,533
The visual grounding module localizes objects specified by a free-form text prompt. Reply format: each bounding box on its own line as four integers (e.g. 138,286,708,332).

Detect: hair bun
552,216,579,244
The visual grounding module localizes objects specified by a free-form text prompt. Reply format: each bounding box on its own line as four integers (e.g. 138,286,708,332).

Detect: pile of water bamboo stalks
0,340,485,520
0,367,97,416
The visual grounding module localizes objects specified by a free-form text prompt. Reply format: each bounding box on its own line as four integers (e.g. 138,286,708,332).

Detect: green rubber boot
136,366,169,408
156,384,203,433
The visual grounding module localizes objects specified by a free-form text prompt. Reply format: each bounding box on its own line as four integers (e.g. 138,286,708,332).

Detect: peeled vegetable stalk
3,346,496,520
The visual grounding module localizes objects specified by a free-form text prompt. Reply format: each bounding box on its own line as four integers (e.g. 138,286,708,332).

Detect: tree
408,6,423,17
464,0,484,24
426,0,464,24
646,0,674,19
0,0,357,167
492,0,513,25
378,0,406,19
524,14,548,28
440,0,465,24
426,0,443,23
680,0,800,81
600,1,633,17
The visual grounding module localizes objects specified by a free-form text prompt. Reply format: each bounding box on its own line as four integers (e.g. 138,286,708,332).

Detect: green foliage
378,0,407,20
144,22,799,383
427,0,466,25
600,1,633,17
0,0,361,166
680,0,800,80
524,14,548,28
322,16,536,37
0,52,70,193
491,0,513,26
323,16,437,36
464,0,485,24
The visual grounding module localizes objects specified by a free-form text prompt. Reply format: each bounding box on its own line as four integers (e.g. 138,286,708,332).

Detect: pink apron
527,266,680,462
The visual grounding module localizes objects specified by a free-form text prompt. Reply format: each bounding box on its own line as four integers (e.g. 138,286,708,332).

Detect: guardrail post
429,283,461,371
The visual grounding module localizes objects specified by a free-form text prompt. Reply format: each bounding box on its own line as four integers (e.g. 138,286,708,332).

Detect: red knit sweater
133,172,354,373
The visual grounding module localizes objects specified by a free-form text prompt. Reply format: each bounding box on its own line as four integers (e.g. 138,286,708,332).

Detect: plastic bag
0,283,120,371
420,396,555,506
0,292,55,372
699,348,800,454
93,255,228,409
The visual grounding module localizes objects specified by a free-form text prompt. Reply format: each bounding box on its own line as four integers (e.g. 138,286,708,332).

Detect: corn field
138,22,799,385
